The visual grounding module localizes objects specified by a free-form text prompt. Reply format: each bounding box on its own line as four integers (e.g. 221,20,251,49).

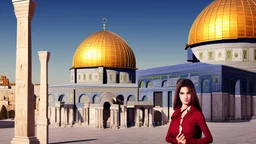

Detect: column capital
12,0,37,19
38,51,51,62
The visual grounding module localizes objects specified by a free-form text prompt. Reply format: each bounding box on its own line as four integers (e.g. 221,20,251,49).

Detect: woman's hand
176,133,186,144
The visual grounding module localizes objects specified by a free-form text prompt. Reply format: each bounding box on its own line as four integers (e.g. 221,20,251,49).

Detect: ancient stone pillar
84,107,89,125
55,107,61,127
110,109,113,128
144,108,148,127
149,108,153,127
36,51,50,144
11,0,39,143
95,109,98,128
98,109,101,128
115,109,118,129
124,106,127,128
69,106,73,126
61,107,65,127
64,106,68,126
50,107,56,125
101,109,104,129
136,108,140,127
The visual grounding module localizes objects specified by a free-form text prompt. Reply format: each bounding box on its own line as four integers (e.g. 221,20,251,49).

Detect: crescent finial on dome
102,18,107,31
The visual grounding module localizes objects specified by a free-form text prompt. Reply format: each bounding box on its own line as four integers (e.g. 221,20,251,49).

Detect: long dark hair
173,79,201,111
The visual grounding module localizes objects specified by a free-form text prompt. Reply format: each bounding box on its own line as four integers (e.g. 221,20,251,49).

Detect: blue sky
0,0,213,85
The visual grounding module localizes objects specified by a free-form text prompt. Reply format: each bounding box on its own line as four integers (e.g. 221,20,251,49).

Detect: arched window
146,81,152,88
141,95,148,101
140,81,145,88
162,80,167,87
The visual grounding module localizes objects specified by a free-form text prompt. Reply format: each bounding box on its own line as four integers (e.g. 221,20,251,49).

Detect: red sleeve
165,119,178,144
186,112,213,144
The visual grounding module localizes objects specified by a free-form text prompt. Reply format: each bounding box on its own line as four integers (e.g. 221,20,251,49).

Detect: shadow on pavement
49,139,98,144
0,120,14,128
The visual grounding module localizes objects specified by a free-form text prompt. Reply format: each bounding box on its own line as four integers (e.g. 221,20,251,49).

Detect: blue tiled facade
137,62,256,108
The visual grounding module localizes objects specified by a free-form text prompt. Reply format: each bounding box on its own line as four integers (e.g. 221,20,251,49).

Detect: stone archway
103,102,111,128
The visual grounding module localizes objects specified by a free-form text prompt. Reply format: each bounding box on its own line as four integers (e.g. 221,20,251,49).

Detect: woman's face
179,87,192,106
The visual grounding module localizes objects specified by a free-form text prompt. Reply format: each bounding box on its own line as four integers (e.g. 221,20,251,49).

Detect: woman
165,79,213,144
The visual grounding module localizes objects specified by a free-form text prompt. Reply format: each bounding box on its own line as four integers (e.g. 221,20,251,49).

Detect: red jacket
165,106,213,144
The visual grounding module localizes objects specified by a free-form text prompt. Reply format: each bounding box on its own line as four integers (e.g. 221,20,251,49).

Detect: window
146,81,152,88
208,51,213,60
89,74,92,80
162,80,167,87
140,81,145,88
243,50,247,60
226,50,232,60
83,74,86,80
199,52,203,60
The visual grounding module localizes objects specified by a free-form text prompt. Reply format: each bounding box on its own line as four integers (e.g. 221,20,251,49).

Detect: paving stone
0,119,256,144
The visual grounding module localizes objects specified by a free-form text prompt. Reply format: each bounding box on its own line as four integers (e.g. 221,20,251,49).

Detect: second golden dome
187,0,256,48
72,30,136,69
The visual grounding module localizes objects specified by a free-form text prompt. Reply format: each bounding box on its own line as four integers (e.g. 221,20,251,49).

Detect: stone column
61,107,65,127
149,108,153,127
36,51,50,144
11,0,39,143
95,109,98,128
69,106,73,126
121,106,125,128
110,109,113,128
114,109,118,129
144,108,148,127
86,108,89,125
136,108,140,127
124,106,127,128
64,106,68,126
50,107,56,125
99,109,103,129
55,107,61,127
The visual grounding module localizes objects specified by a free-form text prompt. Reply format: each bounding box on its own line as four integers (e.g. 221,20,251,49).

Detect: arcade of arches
48,93,155,129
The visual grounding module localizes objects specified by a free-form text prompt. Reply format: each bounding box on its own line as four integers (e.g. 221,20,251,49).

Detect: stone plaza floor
0,119,256,144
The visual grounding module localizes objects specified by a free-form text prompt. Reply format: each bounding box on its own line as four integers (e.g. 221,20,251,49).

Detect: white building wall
192,43,256,73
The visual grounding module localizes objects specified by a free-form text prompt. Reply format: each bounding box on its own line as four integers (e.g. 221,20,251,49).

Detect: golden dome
187,0,256,48
72,30,136,69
